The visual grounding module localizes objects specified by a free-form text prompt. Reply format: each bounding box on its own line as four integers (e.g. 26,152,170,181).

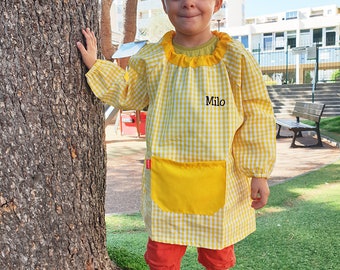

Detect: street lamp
285,45,290,84
212,8,225,31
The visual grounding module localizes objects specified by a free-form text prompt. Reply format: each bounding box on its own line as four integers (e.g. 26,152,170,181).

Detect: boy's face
161,0,223,38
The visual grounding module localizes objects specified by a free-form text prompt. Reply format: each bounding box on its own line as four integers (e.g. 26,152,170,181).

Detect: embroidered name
206,96,226,106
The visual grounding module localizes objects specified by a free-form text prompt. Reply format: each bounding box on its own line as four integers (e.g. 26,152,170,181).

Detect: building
223,4,340,84
112,1,340,84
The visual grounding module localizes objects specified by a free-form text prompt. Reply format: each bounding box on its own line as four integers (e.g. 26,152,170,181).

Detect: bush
331,69,340,81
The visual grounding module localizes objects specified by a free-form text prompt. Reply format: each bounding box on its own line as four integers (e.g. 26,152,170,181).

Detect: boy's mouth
180,14,199,19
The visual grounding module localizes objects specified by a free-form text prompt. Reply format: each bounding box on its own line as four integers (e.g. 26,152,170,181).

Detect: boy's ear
214,0,223,13
161,0,168,14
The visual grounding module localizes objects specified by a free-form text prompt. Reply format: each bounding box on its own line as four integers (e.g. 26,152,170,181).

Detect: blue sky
245,0,340,17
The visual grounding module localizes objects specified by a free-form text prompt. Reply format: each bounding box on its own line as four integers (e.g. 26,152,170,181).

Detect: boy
77,0,276,269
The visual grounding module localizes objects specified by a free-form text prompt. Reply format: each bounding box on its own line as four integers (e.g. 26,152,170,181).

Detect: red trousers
144,238,236,270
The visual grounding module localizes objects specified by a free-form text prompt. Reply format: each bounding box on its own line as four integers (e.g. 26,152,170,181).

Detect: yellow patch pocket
151,156,226,216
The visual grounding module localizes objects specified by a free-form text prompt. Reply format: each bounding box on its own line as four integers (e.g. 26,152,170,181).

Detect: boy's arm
251,177,270,209
76,28,149,110
77,28,98,69
230,48,276,208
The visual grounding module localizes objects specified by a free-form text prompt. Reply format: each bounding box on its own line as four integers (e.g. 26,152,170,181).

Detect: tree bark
101,0,117,60
100,0,137,69
121,0,138,43
119,0,138,68
0,1,118,269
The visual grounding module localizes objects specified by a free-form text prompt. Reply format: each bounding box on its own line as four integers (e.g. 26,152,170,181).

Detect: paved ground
104,125,340,214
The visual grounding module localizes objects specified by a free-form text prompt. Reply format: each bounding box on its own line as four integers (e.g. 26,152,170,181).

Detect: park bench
276,102,326,148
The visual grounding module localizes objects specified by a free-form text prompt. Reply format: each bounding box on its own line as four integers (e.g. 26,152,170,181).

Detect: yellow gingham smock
86,31,276,249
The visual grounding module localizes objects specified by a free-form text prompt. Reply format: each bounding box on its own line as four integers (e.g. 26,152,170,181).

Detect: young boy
77,0,276,269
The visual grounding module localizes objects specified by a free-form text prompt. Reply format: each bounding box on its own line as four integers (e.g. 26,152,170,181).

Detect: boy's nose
182,0,195,9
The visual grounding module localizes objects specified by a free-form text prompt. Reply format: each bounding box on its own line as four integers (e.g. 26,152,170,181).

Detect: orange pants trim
144,238,236,270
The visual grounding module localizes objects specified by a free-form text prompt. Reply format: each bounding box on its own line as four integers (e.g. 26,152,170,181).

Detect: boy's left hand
250,177,270,210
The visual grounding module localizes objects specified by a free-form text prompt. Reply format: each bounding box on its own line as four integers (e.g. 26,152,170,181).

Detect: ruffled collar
161,30,232,68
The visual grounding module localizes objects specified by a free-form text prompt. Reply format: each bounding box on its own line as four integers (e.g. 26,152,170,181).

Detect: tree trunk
122,0,138,44
120,0,138,68
101,0,117,60
0,1,118,269
100,0,137,69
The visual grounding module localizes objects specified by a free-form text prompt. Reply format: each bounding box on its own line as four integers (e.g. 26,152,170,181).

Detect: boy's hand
250,177,270,210
77,28,98,69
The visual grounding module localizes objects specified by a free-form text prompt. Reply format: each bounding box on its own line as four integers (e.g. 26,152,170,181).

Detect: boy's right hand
77,28,98,69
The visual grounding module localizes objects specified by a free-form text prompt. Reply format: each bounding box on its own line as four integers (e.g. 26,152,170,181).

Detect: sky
245,0,340,17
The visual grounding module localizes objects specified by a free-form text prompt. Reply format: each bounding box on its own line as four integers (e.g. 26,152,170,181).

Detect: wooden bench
276,102,326,148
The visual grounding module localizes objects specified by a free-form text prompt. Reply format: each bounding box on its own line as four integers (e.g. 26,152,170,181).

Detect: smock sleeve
85,59,149,110
232,51,276,179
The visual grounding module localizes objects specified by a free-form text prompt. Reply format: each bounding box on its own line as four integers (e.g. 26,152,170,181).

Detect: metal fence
252,46,340,85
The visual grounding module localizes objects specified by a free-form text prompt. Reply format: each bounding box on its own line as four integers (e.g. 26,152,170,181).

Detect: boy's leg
197,245,236,270
144,238,187,270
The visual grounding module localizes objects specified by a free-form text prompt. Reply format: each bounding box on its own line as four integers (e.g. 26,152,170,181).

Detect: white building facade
113,1,340,83
220,4,340,84
226,5,340,52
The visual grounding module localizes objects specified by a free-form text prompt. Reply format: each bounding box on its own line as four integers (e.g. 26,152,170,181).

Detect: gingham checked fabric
86,31,276,249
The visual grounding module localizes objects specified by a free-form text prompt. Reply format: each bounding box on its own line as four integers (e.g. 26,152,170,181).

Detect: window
286,11,298,20
313,28,322,45
310,9,323,17
246,18,255,24
263,33,273,51
287,31,296,49
265,16,278,23
232,36,249,49
252,34,261,52
326,27,336,46
300,29,311,46
241,35,249,49
275,32,284,50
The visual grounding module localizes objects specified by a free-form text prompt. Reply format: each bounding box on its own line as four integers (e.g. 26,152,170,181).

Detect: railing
252,46,340,85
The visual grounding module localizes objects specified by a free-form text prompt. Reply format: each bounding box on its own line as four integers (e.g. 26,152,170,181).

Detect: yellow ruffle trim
161,30,232,68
